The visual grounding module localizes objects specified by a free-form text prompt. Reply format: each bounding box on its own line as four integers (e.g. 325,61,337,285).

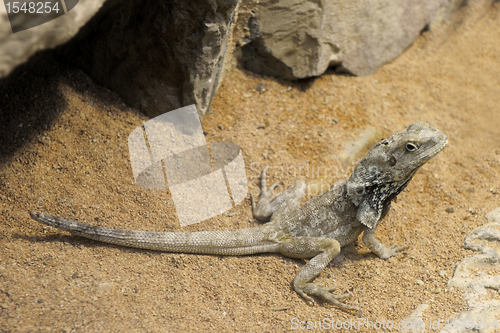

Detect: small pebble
431,288,441,294
256,83,267,94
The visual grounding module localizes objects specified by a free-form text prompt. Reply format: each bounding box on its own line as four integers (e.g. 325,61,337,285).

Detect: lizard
29,122,448,315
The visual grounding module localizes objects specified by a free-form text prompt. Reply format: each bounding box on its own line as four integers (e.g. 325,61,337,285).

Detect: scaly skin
30,122,448,316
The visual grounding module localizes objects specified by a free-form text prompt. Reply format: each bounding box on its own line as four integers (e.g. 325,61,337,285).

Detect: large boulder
0,0,240,120
57,0,240,119
240,0,473,78
0,0,105,78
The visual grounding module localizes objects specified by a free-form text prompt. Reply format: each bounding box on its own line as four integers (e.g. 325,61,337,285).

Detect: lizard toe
297,283,359,314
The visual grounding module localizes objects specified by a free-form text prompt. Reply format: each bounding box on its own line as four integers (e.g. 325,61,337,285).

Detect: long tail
30,211,279,255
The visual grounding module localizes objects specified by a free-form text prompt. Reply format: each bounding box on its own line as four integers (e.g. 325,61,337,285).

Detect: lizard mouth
428,137,448,158
419,132,448,162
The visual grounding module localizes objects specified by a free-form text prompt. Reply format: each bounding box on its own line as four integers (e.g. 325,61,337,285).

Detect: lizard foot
252,165,305,221
251,166,281,221
295,283,362,317
379,244,409,259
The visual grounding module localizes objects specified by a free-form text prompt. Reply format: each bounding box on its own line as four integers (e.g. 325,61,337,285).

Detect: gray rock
0,0,105,79
240,0,472,78
57,0,240,119
485,207,500,223
401,304,427,333
405,221,500,332
447,223,500,332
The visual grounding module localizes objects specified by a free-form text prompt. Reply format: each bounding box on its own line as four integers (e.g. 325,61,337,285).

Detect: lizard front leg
362,227,408,259
251,165,305,221
277,236,361,315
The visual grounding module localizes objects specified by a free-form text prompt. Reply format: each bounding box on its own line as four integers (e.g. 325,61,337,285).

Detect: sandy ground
1,4,500,332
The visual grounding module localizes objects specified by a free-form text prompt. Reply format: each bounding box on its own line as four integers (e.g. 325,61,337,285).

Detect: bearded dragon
30,122,447,315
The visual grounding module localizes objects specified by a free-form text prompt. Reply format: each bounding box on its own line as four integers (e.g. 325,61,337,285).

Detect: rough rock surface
401,210,500,333
57,0,240,119
0,0,105,79
485,207,500,222
241,0,493,78
444,219,500,332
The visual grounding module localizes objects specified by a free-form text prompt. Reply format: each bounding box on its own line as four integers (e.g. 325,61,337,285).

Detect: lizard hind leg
279,236,362,316
251,165,306,222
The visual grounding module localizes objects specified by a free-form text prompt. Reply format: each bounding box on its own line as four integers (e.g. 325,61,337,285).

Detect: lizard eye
405,142,419,152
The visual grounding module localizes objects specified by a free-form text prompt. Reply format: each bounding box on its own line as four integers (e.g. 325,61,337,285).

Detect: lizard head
348,122,448,228
349,122,448,187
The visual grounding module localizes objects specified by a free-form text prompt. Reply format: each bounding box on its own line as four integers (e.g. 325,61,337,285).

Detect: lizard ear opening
357,201,381,229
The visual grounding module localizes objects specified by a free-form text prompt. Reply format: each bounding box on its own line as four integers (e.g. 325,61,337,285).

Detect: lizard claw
379,244,409,259
391,244,409,252
252,168,283,221
252,166,305,221
324,287,350,301
295,283,361,316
